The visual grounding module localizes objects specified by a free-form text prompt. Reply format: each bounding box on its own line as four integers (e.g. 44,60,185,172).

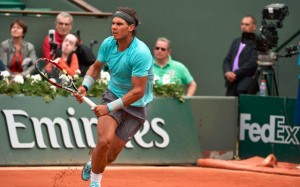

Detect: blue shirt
97,36,153,107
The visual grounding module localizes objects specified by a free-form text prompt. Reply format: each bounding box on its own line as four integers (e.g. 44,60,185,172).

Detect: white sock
91,172,102,183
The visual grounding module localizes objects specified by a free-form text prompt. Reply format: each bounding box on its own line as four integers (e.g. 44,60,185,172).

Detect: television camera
245,4,291,96
242,3,289,66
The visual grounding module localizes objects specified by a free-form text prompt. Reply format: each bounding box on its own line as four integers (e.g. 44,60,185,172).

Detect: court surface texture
1,161,300,187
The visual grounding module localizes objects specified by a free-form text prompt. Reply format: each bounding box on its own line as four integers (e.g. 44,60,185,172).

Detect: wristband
82,75,95,91
107,98,124,112
82,85,89,92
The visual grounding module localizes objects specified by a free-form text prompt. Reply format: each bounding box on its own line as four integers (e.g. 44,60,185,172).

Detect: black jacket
223,37,258,93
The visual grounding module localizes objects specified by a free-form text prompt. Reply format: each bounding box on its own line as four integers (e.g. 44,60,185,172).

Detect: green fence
239,95,300,163
0,96,202,165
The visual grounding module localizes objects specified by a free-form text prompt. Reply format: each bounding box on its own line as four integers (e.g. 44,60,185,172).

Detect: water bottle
259,79,267,96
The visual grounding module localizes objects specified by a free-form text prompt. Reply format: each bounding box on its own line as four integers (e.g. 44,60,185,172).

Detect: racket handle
82,96,96,110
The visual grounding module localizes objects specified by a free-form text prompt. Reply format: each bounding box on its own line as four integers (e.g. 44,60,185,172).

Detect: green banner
239,95,300,163
0,96,201,166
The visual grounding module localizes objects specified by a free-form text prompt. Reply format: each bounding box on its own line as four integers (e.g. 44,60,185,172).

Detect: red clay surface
1,165,300,187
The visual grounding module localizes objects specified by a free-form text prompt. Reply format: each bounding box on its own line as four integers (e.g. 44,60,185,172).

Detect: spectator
51,33,79,76
153,37,197,96
56,32,97,76
42,12,73,59
223,15,259,96
0,19,37,77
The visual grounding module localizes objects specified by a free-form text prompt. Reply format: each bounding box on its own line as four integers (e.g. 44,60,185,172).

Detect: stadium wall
1,0,300,97
0,96,237,166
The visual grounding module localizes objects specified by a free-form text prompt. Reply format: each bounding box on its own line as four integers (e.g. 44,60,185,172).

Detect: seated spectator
55,32,96,76
153,37,197,96
51,33,79,76
0,19,37,77
42,12,73,59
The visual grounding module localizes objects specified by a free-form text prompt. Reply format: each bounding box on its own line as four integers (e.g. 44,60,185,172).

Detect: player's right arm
85,60,103,81
75,60,103,102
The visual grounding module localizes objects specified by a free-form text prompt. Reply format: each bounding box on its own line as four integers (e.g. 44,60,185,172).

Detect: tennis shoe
81,160,92,181
90,181,100,187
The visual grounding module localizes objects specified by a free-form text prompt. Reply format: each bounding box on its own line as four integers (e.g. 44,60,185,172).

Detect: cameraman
223,15,258,96
42,12,73,60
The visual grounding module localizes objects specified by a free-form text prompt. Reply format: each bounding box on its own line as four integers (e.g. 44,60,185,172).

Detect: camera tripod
248,65,279,96
248,51,279,96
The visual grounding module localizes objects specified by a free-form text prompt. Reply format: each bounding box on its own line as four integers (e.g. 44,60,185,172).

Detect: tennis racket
35,58,96,109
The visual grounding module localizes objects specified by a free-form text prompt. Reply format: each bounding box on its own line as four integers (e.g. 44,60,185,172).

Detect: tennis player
74,7,153,187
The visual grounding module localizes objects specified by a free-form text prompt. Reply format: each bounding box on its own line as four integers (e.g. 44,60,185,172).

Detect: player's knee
96,139,110,151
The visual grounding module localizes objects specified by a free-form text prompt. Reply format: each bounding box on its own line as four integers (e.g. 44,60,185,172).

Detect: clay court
1,156,300,187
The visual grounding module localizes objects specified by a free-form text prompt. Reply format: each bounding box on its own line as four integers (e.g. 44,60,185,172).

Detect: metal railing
0,9,112,17
0,0,113,18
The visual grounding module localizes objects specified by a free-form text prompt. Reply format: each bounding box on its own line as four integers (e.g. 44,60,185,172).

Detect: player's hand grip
82,96,96,110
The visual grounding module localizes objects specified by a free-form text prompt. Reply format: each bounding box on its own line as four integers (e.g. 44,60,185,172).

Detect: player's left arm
121,45,152,107
122,76,147,107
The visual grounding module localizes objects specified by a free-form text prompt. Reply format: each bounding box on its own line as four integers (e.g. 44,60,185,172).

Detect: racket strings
36,59,72,87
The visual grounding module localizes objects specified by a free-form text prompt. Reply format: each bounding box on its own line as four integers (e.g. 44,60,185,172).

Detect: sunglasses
155,47,167,51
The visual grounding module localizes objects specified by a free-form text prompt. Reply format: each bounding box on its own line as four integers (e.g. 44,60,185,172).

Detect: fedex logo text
240,114,300,145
